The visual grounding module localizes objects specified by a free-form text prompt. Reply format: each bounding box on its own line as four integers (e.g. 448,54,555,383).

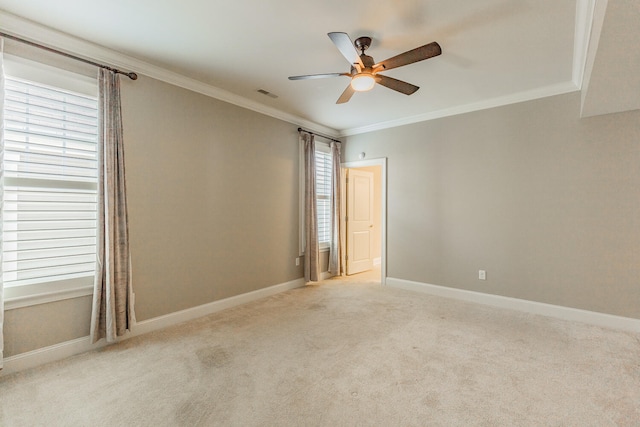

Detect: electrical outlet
478,270,486,280
295,257,300,266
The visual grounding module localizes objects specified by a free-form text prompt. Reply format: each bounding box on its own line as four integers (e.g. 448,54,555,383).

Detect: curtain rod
0,31,138,80
297,128,341,144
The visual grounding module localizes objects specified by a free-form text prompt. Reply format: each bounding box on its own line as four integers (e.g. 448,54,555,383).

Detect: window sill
4,277,94,311
299,246,331,256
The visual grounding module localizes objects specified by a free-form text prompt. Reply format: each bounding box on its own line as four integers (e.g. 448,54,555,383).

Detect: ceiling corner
572,0,598,90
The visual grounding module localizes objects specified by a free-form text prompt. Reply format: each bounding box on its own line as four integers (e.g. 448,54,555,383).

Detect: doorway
341,158,387,285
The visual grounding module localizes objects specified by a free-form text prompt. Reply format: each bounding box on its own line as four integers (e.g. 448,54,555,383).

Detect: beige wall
320,250,330,274
122,76,302,320
3,296,92,357
3,75,304,357
5,79,639,359
344,92,640,319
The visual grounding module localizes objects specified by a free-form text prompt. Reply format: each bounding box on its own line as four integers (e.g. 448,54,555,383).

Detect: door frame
341,157,387,285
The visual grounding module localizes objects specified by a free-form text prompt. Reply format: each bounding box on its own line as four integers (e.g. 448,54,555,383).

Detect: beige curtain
0,38,5,368
90,68,134,343
328,141,342,276
302,132,320,282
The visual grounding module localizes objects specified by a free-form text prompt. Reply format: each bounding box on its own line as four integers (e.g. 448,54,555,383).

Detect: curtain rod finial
127,72,138,80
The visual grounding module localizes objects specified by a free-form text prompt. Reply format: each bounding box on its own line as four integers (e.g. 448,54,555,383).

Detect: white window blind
2,76,98,288
315,149,332,246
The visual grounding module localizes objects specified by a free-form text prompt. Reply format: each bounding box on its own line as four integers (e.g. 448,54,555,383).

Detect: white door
346,169,374,275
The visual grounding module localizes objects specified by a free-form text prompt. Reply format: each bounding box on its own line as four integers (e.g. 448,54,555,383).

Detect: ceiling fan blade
374,42,442,71
328,32,365,69
336,84,355,104
288,73,348,80
375,75,419,95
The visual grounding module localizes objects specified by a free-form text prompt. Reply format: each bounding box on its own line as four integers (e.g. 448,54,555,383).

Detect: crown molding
579,0,609,117
339,0,595,137
339,81,579,137
573,0,597,89
0,11,340,138
1,7,592,140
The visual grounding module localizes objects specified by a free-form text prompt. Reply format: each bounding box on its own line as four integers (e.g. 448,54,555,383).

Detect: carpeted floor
1,274,639,426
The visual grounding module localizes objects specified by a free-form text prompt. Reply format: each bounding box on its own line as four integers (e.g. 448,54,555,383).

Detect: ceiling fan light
351,74,375,92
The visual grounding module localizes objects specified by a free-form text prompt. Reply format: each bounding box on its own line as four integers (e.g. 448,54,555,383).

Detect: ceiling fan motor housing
354,36,372,52
354,37,375,68
360,54,375,68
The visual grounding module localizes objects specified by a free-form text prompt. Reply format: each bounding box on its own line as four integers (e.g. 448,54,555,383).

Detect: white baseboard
133,278,304,336
386,277,640,333
1,337,106,375
320,271,333,281
1,278,305,375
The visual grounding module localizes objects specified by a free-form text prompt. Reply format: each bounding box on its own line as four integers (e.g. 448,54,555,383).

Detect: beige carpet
1,275,639,426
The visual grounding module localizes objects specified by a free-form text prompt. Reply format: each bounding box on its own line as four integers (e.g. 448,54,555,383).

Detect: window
315,145,332,248
298,138,334,254
2,74,99,294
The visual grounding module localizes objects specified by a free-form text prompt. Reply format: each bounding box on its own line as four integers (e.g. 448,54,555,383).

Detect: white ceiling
0,0,630,136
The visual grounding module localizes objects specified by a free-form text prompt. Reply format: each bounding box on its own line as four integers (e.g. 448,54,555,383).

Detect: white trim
1,11,588,140
1,336,106,375
386,277,640,333
339,82,578,137
4,283,93,310
132,278,304,336
579,0,609,116
314,139,331,152
1,11,591,140
342,159,386,169
1,278,305,375
3,53,97,96
0,11,339,139
320,271,333,281
573,0,597,89
341,158,387,286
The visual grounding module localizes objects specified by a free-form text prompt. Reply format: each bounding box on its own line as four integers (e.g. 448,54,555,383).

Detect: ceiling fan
289,32,442,104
